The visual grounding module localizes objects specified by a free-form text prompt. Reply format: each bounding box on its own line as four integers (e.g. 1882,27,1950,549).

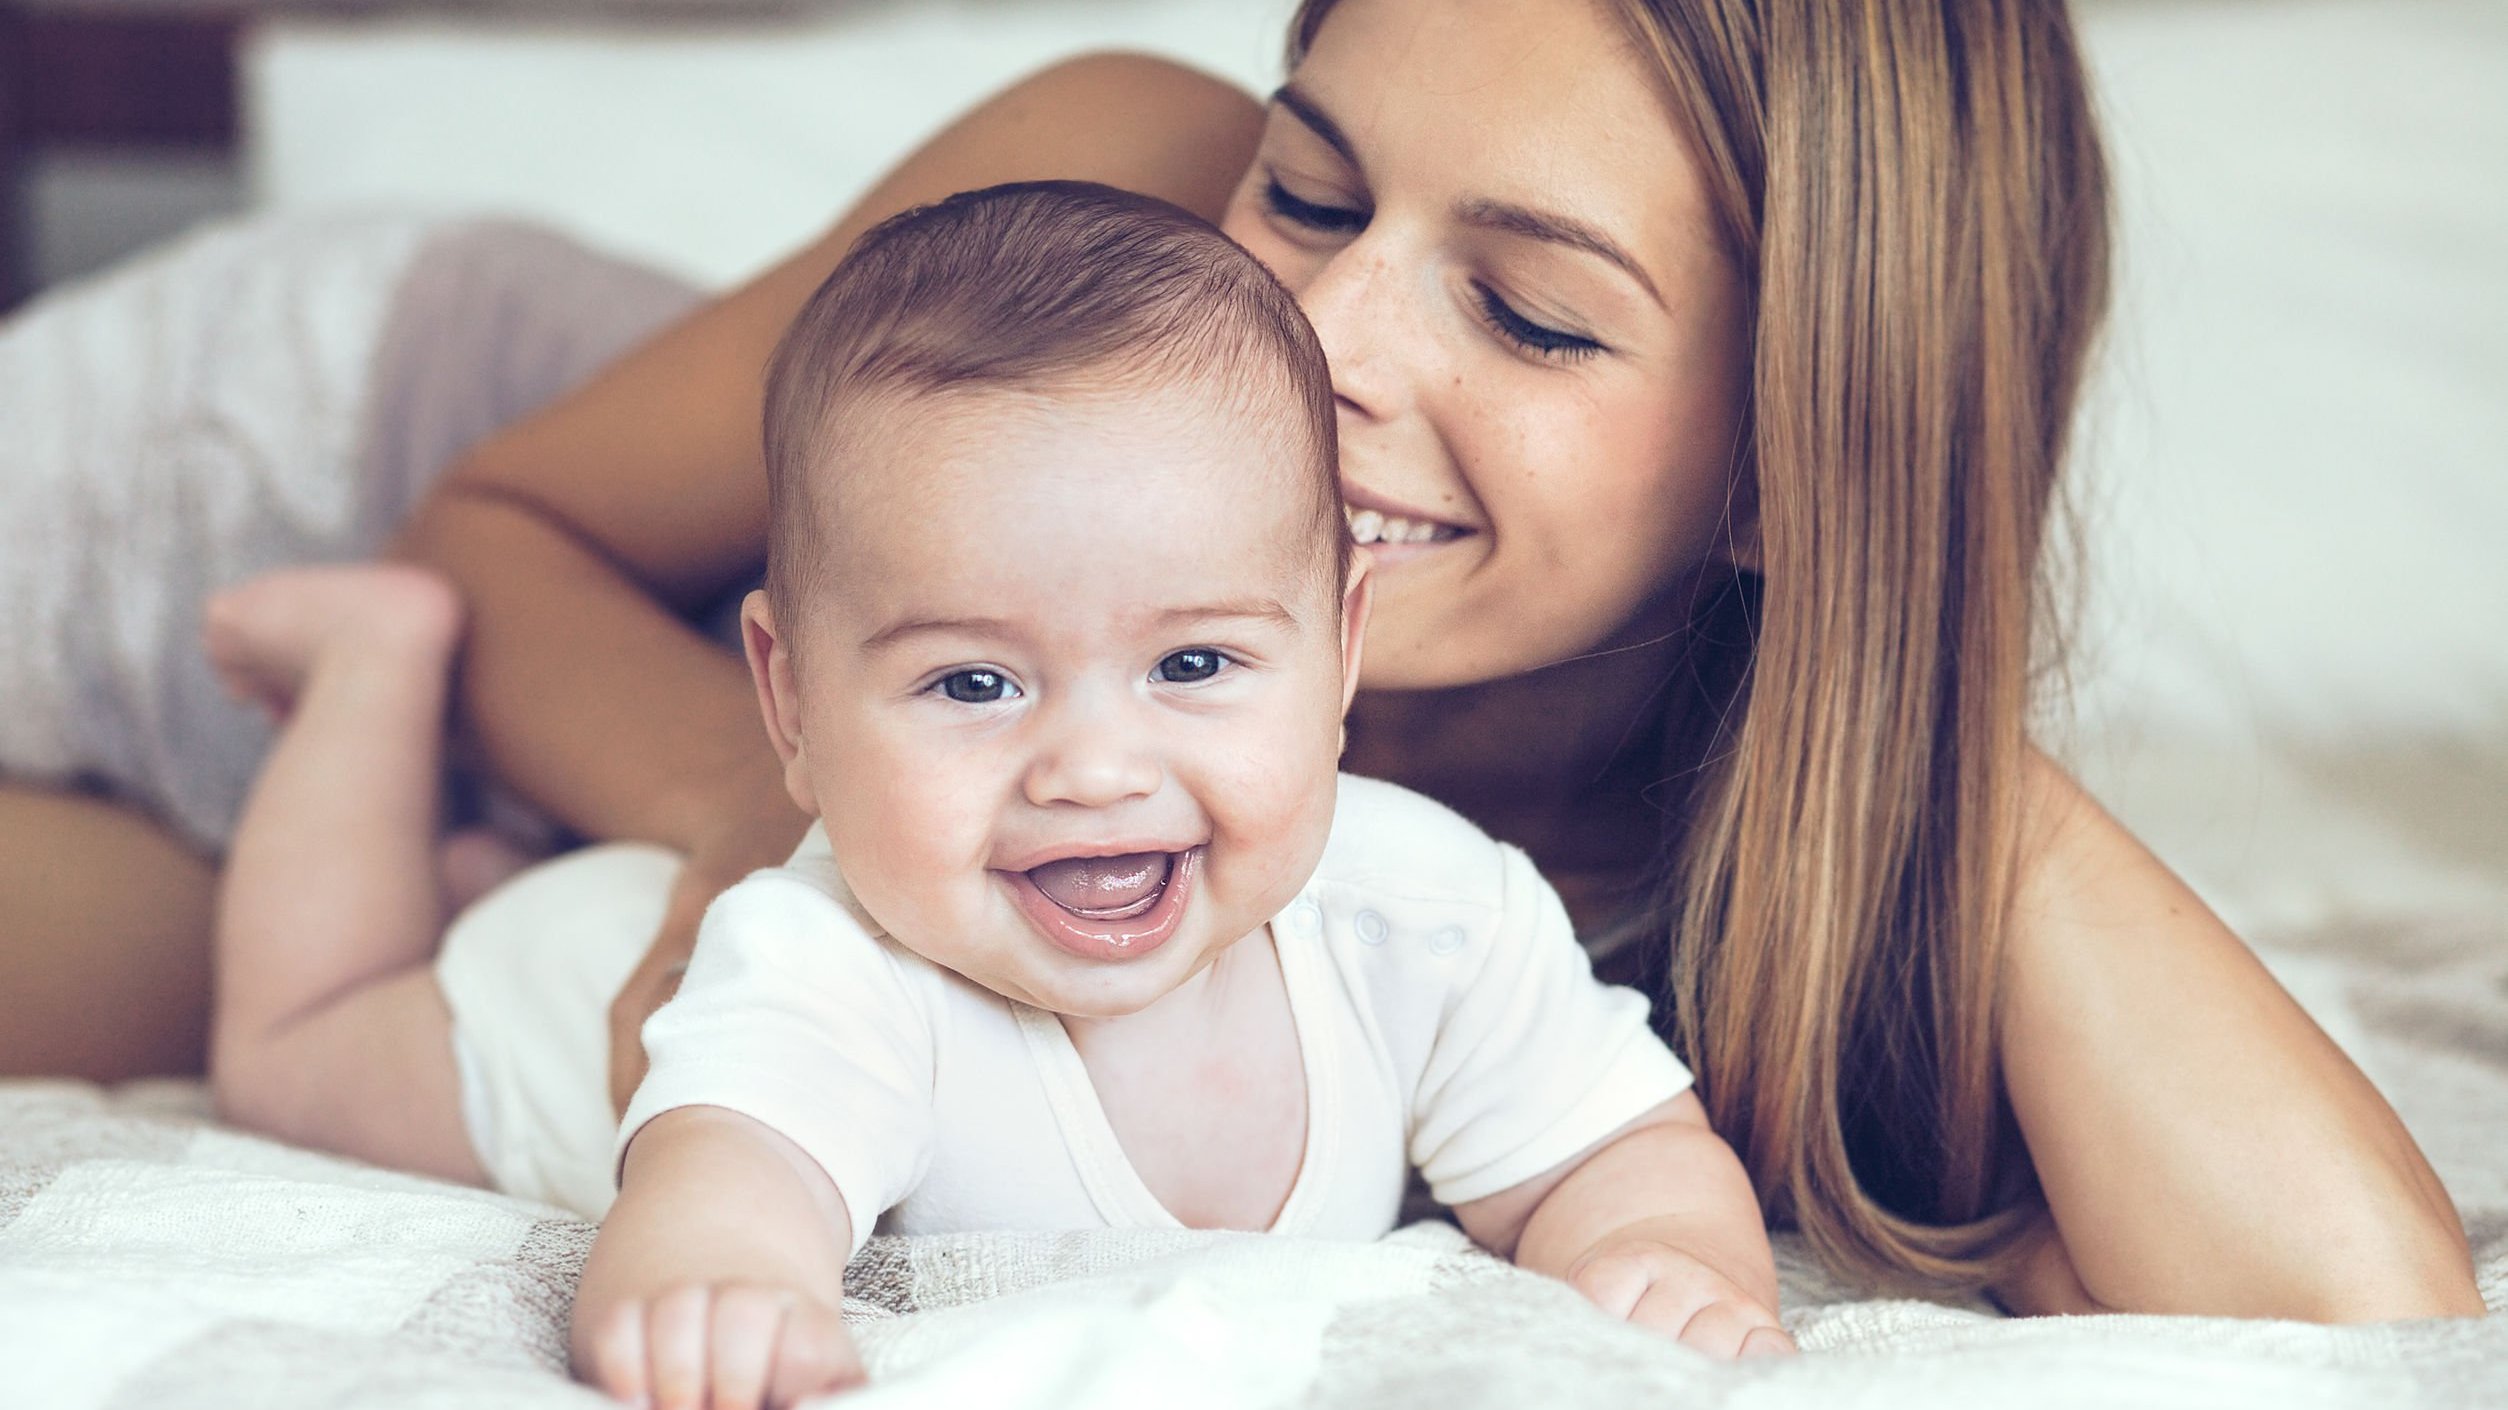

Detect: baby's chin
990,950,1214,1020
909,930,1236,1020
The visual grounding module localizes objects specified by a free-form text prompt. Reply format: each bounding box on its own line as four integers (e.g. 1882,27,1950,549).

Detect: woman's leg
204,564,482,1185
0,785,214,1080
0,213,700,1081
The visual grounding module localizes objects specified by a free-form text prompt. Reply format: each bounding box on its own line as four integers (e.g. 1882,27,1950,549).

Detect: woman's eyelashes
1262,176,1367,236
1263,176,1604,364
1472,283,1605,361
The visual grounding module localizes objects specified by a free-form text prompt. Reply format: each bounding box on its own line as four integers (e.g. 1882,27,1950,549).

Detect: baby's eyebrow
860,615,1018,653
1156,598,1301,631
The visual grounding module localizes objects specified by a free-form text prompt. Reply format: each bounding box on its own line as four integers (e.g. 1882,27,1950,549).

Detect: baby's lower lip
996,848,1200,963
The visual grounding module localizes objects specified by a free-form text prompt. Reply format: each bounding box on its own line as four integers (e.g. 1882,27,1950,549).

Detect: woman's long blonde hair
1290,0,2111,1291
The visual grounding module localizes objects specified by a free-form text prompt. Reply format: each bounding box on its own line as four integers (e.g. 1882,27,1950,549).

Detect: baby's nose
1020,723,1161,810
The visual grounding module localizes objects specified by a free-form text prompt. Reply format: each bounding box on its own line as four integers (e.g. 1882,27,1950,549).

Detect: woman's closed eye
932,667,1021,704
1263,176,1367,237
1472,283,1605,361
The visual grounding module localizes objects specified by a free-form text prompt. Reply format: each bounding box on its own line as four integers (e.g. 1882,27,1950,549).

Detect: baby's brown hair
762,180,1343,622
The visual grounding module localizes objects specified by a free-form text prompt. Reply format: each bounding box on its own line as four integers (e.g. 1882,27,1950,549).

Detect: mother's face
1220,0,1752,689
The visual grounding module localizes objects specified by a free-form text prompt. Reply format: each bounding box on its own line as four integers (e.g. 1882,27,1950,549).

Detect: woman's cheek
1226,222,1324,301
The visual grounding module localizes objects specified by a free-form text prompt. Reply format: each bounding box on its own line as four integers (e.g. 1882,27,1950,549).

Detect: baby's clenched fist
1565,1235,1796,1360
583,1282,861,1410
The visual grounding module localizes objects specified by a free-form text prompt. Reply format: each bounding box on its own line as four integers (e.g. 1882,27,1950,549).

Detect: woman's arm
395,53,1264,858
1992,753,2484,1321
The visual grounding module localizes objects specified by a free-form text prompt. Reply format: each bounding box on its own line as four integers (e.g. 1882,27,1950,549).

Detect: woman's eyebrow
1455,199,1665,310
1270,85,1360,169
1271,84,1664,312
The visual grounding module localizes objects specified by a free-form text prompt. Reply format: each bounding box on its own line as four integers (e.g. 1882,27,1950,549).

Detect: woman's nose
1296,240,1412,425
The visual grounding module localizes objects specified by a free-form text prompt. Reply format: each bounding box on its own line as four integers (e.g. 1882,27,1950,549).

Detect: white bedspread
3,890,2502,1408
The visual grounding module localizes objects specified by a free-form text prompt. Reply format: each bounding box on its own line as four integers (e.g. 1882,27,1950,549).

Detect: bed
4,0,2503,1402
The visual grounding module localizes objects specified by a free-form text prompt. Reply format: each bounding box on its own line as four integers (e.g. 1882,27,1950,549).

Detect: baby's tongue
1025,852,1172,916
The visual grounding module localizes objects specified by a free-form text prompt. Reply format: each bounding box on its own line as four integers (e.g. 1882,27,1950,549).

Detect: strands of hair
1290,0,2111,1295
760,180,1346,622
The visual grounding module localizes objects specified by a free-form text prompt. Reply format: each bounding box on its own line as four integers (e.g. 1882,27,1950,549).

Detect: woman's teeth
1345,507,1458,546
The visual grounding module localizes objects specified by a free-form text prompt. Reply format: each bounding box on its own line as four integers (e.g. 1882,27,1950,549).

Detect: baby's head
744,181,1366,1018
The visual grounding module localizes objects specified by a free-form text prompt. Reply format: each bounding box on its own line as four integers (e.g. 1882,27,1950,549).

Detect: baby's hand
583,1282,862,1410
1564,1234,1796,1360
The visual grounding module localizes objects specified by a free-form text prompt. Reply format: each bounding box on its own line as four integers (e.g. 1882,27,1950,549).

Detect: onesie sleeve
1407,845,1694,1208
618,870,936,1259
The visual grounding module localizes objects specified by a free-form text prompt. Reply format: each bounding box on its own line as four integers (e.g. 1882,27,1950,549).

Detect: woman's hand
1564,1226,1795,1358
606,864,714,1115
608,801,811,1115
581,1282,861,1410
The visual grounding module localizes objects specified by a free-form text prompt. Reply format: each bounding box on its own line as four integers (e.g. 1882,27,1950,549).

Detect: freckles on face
777,383,1352,1016
1219,0,1754,686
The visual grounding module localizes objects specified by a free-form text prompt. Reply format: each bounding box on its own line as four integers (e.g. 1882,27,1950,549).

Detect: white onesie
618,774,1693,1256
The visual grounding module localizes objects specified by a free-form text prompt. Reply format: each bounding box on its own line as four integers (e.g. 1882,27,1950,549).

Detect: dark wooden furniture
0,6,241,309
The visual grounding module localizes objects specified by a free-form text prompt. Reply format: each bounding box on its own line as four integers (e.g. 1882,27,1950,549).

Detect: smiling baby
201,182,1789,1410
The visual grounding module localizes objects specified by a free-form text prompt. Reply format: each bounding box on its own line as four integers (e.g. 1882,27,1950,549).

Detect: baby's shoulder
1310,773,1519,903
694,828,938,991
1297,774,1537,966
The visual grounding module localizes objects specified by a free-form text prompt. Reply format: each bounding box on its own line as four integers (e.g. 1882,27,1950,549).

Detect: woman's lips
998,847,1201,962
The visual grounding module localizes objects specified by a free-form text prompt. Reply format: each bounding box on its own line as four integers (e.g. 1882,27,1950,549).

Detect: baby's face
747,381,1364,1018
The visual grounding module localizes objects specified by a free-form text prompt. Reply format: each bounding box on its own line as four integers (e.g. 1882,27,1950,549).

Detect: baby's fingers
1648,1291,1793,1362
707,1286,793,1410
1740,1323,1799,1358
766,1300,866,1408
646,1284,717,1410
586,1300,651,1406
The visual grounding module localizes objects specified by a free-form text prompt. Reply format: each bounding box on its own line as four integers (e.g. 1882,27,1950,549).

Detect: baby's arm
573,1106,862,1409
1454,1092,1794,1359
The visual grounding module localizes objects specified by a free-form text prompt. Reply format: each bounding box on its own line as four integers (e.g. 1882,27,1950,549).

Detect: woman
0,0,2482,1318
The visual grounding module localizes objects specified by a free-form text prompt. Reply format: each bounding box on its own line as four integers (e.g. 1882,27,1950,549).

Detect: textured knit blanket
4,905,2502,1409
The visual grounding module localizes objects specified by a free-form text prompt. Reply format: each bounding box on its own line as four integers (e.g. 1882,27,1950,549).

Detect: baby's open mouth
1023,851,1173,920
999,847,1201,962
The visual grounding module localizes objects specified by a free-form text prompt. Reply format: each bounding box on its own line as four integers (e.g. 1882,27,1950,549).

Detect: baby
204,182,1791,1410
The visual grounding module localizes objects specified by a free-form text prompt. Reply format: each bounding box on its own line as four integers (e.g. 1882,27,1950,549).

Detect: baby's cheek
1212,727,1342,906
824,751,990,912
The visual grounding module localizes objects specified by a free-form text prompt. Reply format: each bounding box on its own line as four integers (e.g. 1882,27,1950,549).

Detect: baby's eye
1154,649,1229,684
936,668,1020,704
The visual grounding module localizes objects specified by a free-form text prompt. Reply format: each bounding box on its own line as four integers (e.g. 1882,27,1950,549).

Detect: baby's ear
1337,552,1374,717
740,591,822,818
